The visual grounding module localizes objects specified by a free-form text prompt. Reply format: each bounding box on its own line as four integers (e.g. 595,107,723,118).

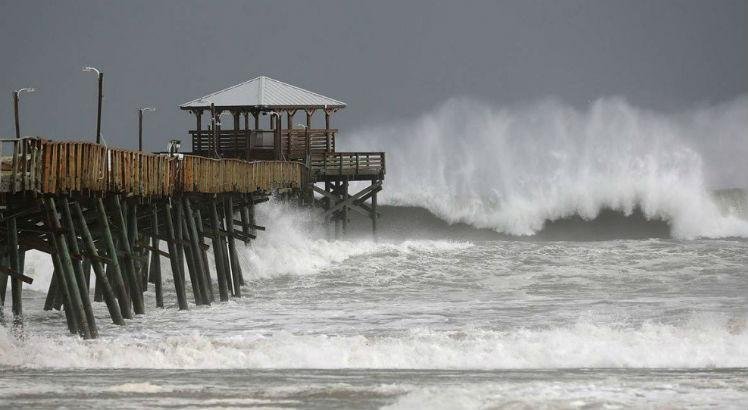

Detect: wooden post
210,197,230,302
45,198,92,339
127,201,145,291
193,208,214,302
8,217,22,323
371,186,378,239
325,110,331,152
73,202,124,325
164,201,188,310
96,72,103,144
273,114,282,160
50,251,78,334
149,206,163,308
96,197,134,319
112,195,145,315
342,180,349,235
60,198,98,337
195,110,203,154
184,198,212,304
177,198,203,305
13,91,20,139
233,111,240,158
43,268,59,311
226,197,243,296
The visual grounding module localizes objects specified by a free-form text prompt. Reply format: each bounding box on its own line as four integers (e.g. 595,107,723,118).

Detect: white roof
180,76,346,110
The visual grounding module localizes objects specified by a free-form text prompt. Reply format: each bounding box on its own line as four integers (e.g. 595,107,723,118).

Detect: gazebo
180,76,345,161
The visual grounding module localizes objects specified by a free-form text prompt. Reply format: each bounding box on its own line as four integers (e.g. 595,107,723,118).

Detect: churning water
1,97,748,409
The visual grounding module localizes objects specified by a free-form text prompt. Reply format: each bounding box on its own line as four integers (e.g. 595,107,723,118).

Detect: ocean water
2,98,748,408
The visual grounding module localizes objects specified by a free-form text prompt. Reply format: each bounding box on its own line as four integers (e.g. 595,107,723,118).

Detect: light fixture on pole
13,87,36,139
138,107,156,151
82,66,103,143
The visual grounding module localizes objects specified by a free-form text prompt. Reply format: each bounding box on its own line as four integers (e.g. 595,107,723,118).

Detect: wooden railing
188,129,336,160
309,152,385,180
0,137,307,196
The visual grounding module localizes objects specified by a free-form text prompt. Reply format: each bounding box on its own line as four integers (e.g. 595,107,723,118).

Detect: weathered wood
164,201,188,310
112,195,145,315
50,251,78,334
8,217,22,321
60,198,98,337
192,207,214,302
183,198,211,305
225,199,242,297
73,202,124,326
45,197,92,339
210,198,230,302
149,206,163,308
175,199,200,305
96,197,133,319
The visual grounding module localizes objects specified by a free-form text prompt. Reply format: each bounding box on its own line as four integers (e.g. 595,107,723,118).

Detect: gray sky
1,0,746,151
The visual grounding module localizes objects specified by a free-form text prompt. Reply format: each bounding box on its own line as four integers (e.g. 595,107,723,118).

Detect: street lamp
138,107,155,151
13,87,35,139
82,66,103,143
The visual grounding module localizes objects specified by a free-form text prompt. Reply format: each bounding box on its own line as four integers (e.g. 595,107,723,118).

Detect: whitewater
2,97,748,408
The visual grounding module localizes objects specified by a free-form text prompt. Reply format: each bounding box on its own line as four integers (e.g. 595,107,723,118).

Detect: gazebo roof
180,76,346,110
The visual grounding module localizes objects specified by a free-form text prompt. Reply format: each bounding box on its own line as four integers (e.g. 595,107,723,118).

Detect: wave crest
347,97,748,238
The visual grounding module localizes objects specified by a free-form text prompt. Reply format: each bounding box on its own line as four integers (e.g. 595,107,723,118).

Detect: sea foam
1,315,745,369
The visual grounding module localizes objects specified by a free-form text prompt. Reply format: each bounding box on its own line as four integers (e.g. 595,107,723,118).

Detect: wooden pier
0,76,384,338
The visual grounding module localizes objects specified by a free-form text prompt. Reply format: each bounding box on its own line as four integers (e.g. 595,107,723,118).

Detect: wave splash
1,315,745,369
346,97,748,238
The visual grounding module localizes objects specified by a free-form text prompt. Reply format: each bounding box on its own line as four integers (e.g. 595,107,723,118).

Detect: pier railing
188,128,337,160
309,152,385,181
0,137,307,197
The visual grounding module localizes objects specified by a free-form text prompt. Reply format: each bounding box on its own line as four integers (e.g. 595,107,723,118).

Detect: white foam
240,201,473,279
2,315,745,369
345,97,748,239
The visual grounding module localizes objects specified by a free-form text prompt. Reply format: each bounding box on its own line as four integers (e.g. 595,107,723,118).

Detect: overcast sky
1,0,746,151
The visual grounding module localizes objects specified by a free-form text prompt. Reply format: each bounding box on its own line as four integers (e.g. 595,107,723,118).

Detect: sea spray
345,97,748,238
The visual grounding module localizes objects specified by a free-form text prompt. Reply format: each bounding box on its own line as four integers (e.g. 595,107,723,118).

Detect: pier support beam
96,197,134,319
73,202,124,325
164,201,188,310
112,195,145,315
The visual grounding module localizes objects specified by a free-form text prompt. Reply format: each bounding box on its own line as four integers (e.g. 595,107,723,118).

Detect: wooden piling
50,251,78,334
45,197,92,339
96,197,134,319
209,197,230,302
73,202,125,326
60,198,98,337
149,206,163,308
164,201,188,310
225,198,243,297
183,198,211,305
177,202,202,305
192,206,214,302
8,217,22,322
112,195,145,315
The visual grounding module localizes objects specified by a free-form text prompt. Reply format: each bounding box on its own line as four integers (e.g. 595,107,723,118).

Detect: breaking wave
346,97,748,239
1,315,745,369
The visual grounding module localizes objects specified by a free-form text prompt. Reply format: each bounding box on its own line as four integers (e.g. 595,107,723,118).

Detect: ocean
1,97,748,408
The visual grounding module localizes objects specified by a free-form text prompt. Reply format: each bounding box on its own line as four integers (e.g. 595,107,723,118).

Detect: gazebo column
325,109,332,152
273,113,282,160
286,110,297,159
194,110,203,154
244,111,251,159
233,110,241,159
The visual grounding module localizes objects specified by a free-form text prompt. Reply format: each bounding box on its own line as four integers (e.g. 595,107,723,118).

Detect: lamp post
138,107,155,151
83,66,103,143
13,87,35,139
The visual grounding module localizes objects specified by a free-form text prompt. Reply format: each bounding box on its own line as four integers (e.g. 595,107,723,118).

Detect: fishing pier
0,77,385,338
